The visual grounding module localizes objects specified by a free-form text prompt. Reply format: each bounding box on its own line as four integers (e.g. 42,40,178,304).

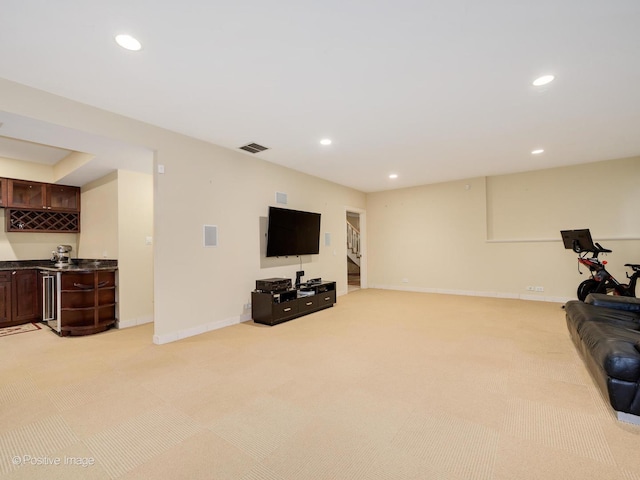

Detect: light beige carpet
1,289,639,479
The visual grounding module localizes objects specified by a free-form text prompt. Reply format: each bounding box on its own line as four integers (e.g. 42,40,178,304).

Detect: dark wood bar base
58,270,117,336
0,269,40,328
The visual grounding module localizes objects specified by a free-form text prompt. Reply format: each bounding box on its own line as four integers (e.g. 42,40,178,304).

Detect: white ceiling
0,111,154,186
1,1,639,192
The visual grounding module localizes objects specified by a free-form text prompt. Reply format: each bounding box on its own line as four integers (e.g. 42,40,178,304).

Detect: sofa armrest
585,293,640,313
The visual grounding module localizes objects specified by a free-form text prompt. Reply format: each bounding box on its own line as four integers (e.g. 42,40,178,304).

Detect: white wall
367,156,640,301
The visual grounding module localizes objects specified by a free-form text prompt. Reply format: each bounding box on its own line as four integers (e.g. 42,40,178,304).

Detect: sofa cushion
565,301,640,336
586,293,640,313
579,321,640,382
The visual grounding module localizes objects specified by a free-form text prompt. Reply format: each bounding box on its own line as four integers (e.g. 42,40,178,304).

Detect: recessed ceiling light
389,174,398,179
531,149,545,155
320,138,332,146
532,75,554,87
115,34,142,51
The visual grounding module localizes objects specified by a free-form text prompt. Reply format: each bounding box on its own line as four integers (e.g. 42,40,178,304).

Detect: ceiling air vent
239,142,269,154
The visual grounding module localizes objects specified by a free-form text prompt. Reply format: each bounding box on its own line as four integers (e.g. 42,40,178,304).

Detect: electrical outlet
402,278,409,283
526,286,535,291
244,303,252,310
535,286,544,292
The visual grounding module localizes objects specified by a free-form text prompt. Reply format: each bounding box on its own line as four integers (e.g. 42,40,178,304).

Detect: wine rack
6,209,80,233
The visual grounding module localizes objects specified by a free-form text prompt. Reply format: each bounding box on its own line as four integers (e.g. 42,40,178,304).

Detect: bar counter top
0,259,118,272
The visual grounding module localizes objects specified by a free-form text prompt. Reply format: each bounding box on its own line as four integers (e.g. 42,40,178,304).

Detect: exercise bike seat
624,263,640,271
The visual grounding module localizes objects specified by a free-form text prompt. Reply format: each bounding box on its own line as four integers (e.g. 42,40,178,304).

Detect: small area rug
0,322,42,338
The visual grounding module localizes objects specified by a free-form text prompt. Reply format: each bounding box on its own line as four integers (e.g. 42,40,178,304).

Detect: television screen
266,207,321,257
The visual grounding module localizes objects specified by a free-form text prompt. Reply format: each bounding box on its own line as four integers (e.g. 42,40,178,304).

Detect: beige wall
0,78,366,343
78,170,154,328
1,156,154,329
0,219,77,260
367,177,488,292
78,172,118,259
53,151,94,183
367,156,640,301
0,156,54,183
0,156,77,260
486,156,640,240
153,140,366,341
5,77,637,342
117,170,154,327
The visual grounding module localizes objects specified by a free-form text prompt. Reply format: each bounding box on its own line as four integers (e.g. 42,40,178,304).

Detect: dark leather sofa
564,293,640,424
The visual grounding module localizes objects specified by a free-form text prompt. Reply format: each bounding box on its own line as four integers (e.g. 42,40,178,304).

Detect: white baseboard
152,287,572,345
153,315,242,345
368,284,571,304
117,315,154,329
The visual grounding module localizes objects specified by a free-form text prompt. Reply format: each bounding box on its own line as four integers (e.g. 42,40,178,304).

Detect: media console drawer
298,296,318,314
273,300,299,319
317,291,336,307
251,281,336,326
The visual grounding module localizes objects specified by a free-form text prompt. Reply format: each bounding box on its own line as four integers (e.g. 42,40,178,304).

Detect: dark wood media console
251,281,336,326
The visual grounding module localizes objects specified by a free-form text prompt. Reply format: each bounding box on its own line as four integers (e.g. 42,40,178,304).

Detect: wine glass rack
6,209,80,232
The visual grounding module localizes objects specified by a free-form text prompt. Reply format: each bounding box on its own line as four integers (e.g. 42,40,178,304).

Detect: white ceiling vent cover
203,225,218,247
275,192,288,204
239,142,269,154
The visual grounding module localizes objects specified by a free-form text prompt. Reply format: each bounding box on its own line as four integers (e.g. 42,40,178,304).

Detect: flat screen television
266,207,321,257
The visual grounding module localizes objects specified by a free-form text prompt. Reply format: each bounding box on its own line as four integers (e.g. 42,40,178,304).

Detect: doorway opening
346,211,361,292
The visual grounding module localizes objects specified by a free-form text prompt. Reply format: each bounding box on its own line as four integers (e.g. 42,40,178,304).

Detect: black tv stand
251,281,336,326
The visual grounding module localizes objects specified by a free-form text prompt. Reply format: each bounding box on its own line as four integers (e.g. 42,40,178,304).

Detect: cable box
256,277,292,293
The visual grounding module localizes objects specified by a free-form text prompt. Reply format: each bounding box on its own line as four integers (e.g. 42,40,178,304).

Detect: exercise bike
561,229,640,301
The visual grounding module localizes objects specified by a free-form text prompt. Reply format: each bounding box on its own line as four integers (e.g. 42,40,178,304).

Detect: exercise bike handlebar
573,240,612,255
